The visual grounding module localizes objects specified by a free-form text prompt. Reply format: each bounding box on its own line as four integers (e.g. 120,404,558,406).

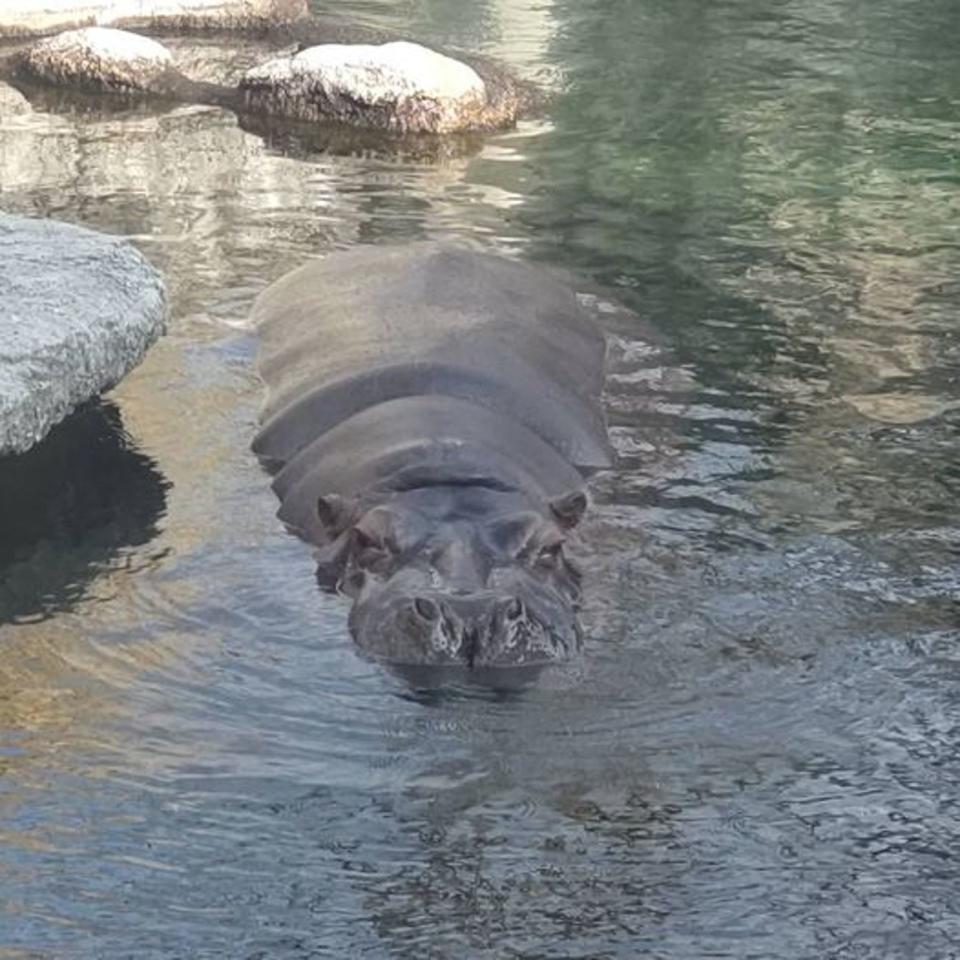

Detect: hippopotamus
251,244,613,671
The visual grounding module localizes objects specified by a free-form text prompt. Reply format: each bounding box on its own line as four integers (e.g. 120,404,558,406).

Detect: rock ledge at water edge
0,214,168,455
0,0,307,38
17,27,174,93
0,81,32,114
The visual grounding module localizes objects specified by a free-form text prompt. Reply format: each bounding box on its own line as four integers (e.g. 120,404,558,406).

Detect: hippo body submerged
252,244,612,670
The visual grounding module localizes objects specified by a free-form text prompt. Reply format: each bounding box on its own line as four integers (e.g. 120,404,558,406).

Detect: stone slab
0,214,168,455
241,40,514,134
0,81,32,114
17,27,174,92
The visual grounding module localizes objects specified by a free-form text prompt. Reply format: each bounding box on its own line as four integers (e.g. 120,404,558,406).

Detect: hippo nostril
504,597,524,622
413,596,440,622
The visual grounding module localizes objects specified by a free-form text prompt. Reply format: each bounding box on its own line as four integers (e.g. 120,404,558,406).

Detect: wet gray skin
251,244,611,671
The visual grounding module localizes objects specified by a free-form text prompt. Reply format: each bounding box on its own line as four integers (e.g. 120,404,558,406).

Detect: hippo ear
316,494,356,539
549,490,588,529
353,507,396,551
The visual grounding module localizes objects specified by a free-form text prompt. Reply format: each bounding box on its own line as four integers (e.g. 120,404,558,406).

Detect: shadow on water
1,79,178,119
0,401,169,624
237,111,487,163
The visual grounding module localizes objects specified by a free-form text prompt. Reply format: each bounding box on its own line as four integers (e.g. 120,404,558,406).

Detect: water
1,1,959,956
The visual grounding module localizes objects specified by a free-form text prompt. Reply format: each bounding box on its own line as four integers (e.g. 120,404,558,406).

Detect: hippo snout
349,582,577,669
407,590,532,663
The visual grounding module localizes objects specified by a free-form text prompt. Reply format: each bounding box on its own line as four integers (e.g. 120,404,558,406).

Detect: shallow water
1,1,959,957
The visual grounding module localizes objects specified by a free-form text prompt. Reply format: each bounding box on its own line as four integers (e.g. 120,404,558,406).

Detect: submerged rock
0,214,168,455
0,81,32,114
241,40,517,134
17,27,173,93
0,0,307,39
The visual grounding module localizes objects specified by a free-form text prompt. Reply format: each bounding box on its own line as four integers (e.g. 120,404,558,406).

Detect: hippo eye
504,598,524,622
352,527,398,570
352,509,402,555
353,527,381,551
537,541,564,564
414,597,441,622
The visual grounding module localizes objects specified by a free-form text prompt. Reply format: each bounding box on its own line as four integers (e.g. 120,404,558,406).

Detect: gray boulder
0,214,168,455
0,81,32,114
2,21,532,138
0,0,307,39
241,40,519,134
16,27,174,93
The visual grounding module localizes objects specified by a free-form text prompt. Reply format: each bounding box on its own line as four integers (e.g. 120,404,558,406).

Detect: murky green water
1,1,959,956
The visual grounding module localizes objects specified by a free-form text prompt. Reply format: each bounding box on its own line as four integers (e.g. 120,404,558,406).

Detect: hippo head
313,488,587,669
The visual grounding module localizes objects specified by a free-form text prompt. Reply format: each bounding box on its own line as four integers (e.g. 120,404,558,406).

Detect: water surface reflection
0,402,168,624
1,0,959,956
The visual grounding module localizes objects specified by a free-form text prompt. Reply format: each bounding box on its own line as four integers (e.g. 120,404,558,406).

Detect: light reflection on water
1,0,959,956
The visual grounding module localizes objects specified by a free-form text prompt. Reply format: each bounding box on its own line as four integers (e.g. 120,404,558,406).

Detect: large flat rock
241,40,516,134
0,0,307,39
0,214,168,455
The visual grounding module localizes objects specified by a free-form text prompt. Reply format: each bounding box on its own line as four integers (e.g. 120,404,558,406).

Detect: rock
0,0,308,39
0,214,168,455
17,27,173,93
0,81,32,115
241,40,516,134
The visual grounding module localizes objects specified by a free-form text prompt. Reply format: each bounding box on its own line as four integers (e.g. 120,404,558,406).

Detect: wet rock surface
0,13,535,137
0,214,168,455
241,40,519,133
0,80,32,114
16,27,174,93
0,0,307,39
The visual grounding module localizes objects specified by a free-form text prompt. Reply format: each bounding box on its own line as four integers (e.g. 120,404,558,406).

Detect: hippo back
251,244,613,474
